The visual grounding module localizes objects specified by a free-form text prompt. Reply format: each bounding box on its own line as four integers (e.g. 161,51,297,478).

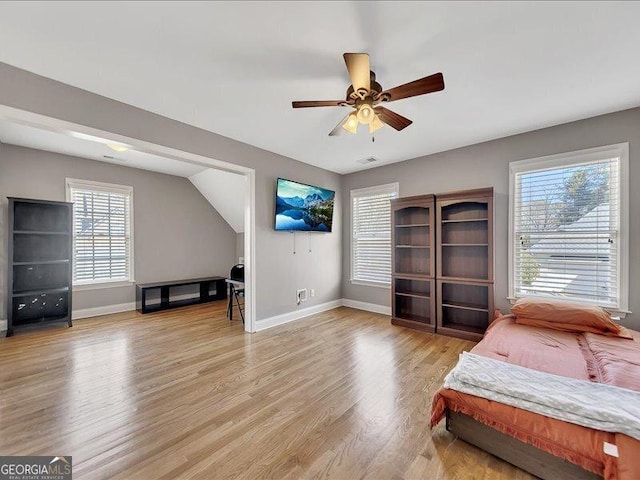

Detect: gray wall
236,233,244,263
0,144,237,314
0,62,342,322
342,107,640,330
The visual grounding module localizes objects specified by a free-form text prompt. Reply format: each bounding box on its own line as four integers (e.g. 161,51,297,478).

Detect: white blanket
444,352,640,441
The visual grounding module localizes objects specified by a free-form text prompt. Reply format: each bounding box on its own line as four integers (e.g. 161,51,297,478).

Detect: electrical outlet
310,289,315,297
296,288,308,304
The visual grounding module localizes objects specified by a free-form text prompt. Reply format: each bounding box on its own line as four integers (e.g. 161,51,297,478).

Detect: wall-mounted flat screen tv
275,178,335,232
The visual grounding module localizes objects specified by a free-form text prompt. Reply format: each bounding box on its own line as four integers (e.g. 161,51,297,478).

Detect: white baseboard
1,306,135,333
2,297,389,334
72,293,202,320
73,302,136,320
0,302,135,331
341,298,391,315
255,299,342,332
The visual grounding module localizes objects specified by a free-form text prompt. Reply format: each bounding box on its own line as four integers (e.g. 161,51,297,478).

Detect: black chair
228,264,245,323
230,264,244,283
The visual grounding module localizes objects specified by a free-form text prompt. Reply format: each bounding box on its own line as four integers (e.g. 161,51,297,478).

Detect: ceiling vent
357,157,379,165
103,155,126,162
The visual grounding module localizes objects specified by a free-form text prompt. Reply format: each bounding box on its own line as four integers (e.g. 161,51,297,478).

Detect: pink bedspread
431,315,640,479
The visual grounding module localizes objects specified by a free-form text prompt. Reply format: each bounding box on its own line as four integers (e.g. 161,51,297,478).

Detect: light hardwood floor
0,303,534,480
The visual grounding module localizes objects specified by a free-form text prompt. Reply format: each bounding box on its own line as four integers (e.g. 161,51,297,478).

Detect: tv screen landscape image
275,178,335,232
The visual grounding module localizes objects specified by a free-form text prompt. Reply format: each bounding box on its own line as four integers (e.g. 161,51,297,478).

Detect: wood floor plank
0,303,534,479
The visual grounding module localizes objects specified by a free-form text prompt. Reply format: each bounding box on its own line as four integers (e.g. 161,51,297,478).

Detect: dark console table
136,276,227,314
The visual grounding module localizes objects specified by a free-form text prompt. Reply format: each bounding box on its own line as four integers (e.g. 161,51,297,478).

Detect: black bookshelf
7,198,73,336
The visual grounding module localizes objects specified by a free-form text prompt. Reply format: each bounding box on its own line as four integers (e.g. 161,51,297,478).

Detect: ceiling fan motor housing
346,71,384,103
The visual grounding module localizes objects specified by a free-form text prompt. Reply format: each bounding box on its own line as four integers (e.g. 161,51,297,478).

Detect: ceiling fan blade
374,106,412,131
329,115,350,136
381,72,444,102
343,53,370,92
292,100,347,108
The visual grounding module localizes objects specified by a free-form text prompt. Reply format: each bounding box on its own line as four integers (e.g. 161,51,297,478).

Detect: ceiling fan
292,53,445,136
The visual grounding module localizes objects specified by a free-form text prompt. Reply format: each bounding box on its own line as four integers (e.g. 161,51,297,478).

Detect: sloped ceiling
189,169,245,233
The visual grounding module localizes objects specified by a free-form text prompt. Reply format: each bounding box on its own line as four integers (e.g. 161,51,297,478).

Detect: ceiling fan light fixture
107,143,130,153
356,103,374,124
368,114,384,133
342,112,359,134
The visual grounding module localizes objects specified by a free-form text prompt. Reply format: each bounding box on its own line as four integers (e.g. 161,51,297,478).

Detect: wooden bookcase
436,188,494,341
390,195,436,332
7,198,73,336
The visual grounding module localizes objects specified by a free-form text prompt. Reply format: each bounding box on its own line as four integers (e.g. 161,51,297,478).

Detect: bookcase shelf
391,195,436,332
13,230,71,235
12,286,70,297
390,189,494,340
395,291,430,299
436,188,494,341
13,259,70,266
442,243,489,247
441,218,488,224
7,198,73,336
442,302,489,313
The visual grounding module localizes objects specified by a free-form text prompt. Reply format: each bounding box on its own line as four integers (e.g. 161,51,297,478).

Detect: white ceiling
0,2,639,174
0,120,208,177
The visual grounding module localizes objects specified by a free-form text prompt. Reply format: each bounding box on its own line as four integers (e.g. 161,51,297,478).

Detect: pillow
511,297,621,335
514,316,633,340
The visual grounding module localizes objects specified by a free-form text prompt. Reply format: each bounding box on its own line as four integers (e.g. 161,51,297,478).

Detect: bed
430,312,640,480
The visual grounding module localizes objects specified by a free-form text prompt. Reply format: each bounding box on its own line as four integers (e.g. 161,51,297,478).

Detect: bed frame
446,410,601,480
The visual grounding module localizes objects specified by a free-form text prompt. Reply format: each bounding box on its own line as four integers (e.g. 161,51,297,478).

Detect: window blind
513,157,620,307
352,184,398,285
68,181,132,284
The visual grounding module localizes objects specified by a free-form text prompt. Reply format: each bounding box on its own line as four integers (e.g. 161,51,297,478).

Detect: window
66,178,134,286
509,144,628,314
351,183,399,287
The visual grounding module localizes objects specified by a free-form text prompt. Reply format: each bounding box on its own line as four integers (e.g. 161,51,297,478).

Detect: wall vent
357,157,379,165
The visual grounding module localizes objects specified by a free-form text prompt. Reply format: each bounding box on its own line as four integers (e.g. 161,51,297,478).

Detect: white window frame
65,178,135,290
350,182,399,288
508,143,629,316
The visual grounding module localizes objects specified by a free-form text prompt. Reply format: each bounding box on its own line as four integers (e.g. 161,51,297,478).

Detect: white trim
65,177,133,196
350,182,400,197
0,319,7,332
244,170,256,333
341,298,391,315
350,182,399,286
508,143,629,312
254,300,342,332
349,279,391,289
509,143,629,174
72,302,135,320
0,105,254,175
66,177,135,286
0,105,256,333
73,280,135,291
